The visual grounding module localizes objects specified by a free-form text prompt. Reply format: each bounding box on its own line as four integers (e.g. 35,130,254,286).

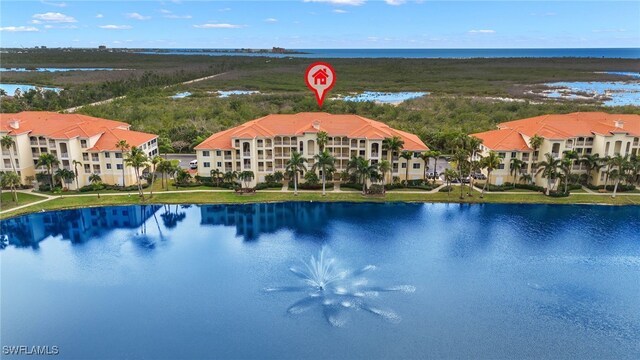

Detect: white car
189,160,198,169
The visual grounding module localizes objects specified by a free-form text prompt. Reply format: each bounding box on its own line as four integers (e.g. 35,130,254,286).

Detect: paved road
165,153,197,169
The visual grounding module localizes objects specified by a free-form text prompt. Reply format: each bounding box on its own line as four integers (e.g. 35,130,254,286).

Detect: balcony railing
243,151,251,157
61,152,69,159
224,155,232,160
30,140,38,146
371,152,379,157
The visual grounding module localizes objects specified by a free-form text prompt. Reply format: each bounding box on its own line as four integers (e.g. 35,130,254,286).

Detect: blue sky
1,1,638,48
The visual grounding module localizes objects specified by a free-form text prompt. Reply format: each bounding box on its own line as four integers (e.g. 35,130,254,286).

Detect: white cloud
99,24,132,30
96,14,104,18
0,26,39,32
469,29,496,34
165,14,192,19
385,0,406,5
30,20,42,24
159,9,171,14
193,23,245,29
265,18,278,22
333,9,348,13
303,0,365,5
32,12,77,23
125,12,151,20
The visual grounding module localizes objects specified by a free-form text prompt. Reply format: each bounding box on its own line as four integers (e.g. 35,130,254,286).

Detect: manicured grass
0,192,48,211
2,189,638,220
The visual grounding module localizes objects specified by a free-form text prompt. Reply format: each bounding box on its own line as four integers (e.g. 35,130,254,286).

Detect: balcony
551,153,560,158
243,151,251,157
61,152,69,159
30,140,38,146
224,155,232,160
371,152,379,158
258,154,264,160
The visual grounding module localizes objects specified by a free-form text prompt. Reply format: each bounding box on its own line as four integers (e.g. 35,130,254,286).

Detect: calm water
0,83,62,95
337,91,428,104
0,68,125,72
542,81,640,106
137,48,640,59
1,203,639,359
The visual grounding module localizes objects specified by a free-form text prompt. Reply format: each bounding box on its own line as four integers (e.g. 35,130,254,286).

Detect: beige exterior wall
0,130,158,189
477,132,640,188
197,132,426,187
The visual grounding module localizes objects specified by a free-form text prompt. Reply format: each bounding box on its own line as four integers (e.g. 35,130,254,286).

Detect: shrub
340,182,363,191
288,181,334,190
367,184,385,195
255,182,283,190
548,191,570,197
304,172,320,185
439,186,454,192
585,184,636,192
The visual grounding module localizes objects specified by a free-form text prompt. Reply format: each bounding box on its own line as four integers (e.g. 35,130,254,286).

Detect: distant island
134,47,309,55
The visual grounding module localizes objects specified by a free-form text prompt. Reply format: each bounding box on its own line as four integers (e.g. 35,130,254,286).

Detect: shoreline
2,190,638,220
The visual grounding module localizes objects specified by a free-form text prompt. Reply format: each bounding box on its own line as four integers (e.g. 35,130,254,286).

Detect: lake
0,83,62,94
0,68,127,72
336,91,428,104
540,81,640,106
1,202,639,359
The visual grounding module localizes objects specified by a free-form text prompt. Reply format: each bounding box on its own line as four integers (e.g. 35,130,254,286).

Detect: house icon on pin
312,68,329,85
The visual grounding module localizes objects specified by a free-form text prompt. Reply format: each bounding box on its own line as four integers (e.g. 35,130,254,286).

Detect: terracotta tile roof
471,128,531,151
89,128,157,151
497,112,640,139
0,111,129,138
195,112,429,151
0,111,157,151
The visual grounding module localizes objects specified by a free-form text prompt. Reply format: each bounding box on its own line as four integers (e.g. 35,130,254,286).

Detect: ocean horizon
137,47,640,59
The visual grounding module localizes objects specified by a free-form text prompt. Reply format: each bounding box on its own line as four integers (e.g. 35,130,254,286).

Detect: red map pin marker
305,62,336,108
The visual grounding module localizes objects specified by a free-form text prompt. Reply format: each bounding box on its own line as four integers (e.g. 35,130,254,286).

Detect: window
217,162,222,167
115,153,122,159
203,162,210,168
116,164,123,170
498,152,506,158
93,165,100,173
203,151,210,157
84,164,91,173
498,164,505,170
105,152,110,158
106,164,112,170
413,163,420,169
511,152,517,158
80,140,87,148
401,163,407,169
82,153,89,161
216,150,221,156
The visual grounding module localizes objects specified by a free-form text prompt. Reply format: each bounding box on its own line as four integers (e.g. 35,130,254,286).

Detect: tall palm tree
480,151,502,198
560,150,580,193
452,149,469,199
430,150,442,184
378,159,391,193
509,158,524,188
36,153,59,189
579,153,602,185
1,171,21,203
536,153,562,195
610,154,629,198
601,155,613,189
312,149,336,196
383,136,404,163
55,168,75,189
348,156,379,194
316,131,329,152
521,173,533,185
115,140,131,187
469,160,482,195
210,168,222,187
529,134,544,153
72,159,82,191
149,155,163,197
443,169,458,197
285,151,307,196
419,151,432,183
238,170,255,189
124,146,149,198
156,160,172,189
223,170,237,185
1,135,17,173
399,150,413,186
89,173,102,198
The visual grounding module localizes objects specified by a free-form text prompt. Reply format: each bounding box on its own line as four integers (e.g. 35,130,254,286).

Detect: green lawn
2,189,638,220
0,192,48,211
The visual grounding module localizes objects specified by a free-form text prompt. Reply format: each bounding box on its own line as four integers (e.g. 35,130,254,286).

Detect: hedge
288,181,334,190
255,182,283,190
585,184,636,192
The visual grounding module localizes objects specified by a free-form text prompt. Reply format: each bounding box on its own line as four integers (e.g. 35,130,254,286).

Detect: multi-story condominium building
0,111,159,189
472,112,640,186
194,112,429,186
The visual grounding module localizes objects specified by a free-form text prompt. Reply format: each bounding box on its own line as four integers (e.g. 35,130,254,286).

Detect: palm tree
610,154,629,198
71,160,82,191
430,150,442,185
36,153,59,189
285,151,307,196
521,173,533,185
469,160,482,195
149,155,163,197
509,158,524,189
601,155,613,190
124,146,149,198
316,131,329,151
529,134,544,153
1,171,21,203
451,149,469,199
156,160,172,189
579,153,602,185
383,136,404,163
89,173,102,198
419,152,431,183
273,171,284,183
480,151,502,198
560,150,580,193
443,169,458,196
312,149,336,196
1,135,17,174
238,170,255,189
223,170,237,185
399,150,413,186
378,159,391,193
348,156,379,194
115,140,131,187
210,168,222,187
536,153,562,195
55,168,75,189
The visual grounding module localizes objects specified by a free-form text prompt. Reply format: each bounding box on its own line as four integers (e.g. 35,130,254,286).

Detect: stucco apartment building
0,111,158,189
472,112,640,186
194,112,429,186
